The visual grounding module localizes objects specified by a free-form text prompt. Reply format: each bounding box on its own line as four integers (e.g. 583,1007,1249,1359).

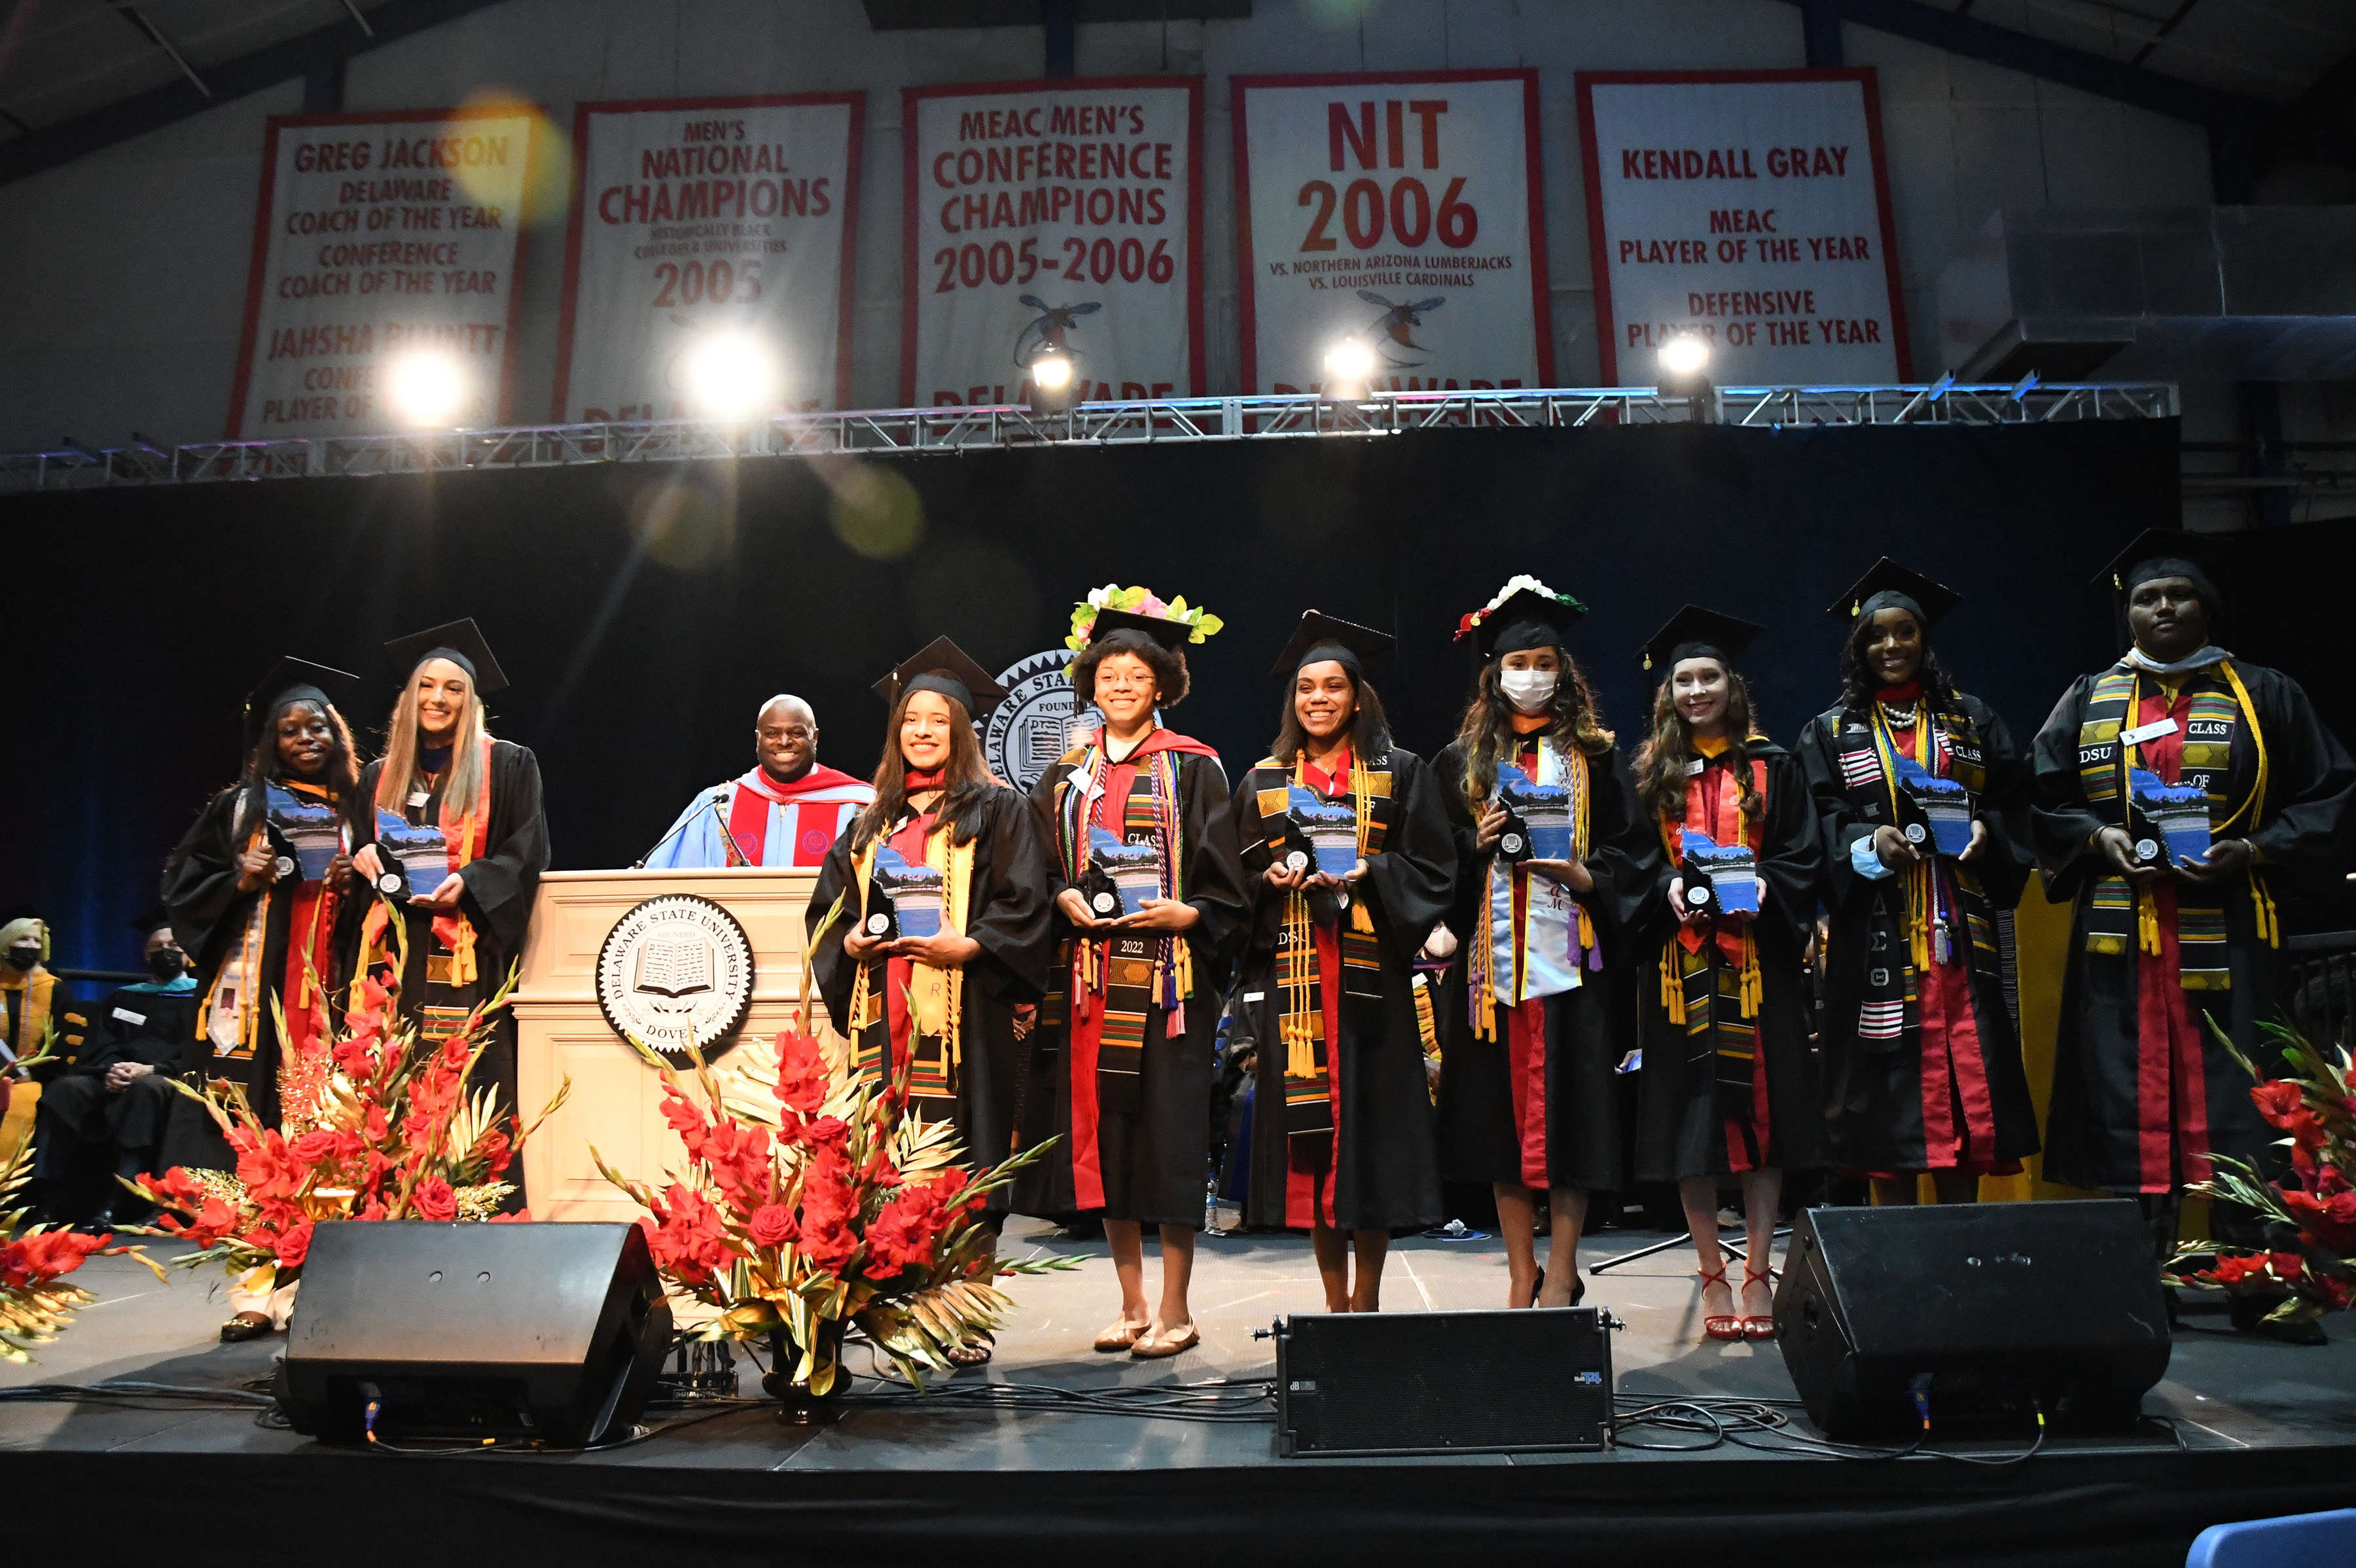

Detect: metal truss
0,382,2179,494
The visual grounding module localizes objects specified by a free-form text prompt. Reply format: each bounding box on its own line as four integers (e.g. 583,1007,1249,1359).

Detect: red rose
747,1204,799,1248
806,1116,850,1151
2251,1080,2304,1128
415,1178,458,1223
289,1130,340,1164
275,1220,314,1268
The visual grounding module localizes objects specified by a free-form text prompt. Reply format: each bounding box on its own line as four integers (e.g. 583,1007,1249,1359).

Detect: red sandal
1700,1263,1743,1342
1741,1261,1777,1341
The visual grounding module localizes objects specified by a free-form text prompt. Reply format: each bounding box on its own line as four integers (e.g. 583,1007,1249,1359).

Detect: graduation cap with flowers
1454,575,1589,661
1063,584,1224,662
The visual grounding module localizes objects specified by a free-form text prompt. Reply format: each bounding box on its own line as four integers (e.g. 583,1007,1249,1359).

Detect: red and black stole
1656,739,1766,1118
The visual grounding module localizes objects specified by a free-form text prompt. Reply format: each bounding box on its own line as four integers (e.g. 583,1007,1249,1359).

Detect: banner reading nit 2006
902,77,1202,406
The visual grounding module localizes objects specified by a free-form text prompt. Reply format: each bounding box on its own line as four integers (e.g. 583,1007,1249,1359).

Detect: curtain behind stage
15,414,2335,970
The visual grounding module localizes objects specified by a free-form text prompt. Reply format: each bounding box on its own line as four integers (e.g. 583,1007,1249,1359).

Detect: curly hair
1632,660,1764,826
1454,653,1614,817
1835,606,1962,716
1071,627,1191,708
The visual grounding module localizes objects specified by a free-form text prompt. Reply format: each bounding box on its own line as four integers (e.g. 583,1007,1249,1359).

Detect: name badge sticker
407,791,433,809
112,1007,147,1025
2120,717,2180,747
1686,758,1707,775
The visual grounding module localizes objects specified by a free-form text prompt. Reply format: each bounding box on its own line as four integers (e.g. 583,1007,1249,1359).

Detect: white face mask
1498,668,1559,715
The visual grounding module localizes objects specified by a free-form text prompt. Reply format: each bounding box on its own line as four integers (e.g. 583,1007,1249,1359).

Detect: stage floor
10,1219,2356,1563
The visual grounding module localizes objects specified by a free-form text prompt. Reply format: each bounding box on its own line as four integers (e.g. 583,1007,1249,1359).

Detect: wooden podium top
511,866,827,1010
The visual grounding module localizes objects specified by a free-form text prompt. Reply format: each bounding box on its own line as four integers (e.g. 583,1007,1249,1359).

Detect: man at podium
644,695,874,869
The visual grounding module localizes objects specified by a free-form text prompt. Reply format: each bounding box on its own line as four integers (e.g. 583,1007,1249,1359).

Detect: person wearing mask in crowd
1,914,58,1081
2031,531,2356,1322
1431,579,1660,1310
1630,607,1826,1343
351,620,550,1201
808,637,1056,1366
1796,561,2041,1205
643,694,874,868
1017,593,1247,1360
1225,613,1456,1313
30,914,202,1232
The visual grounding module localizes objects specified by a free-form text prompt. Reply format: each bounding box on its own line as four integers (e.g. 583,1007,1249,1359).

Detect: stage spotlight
1323,335,1377,400
681,331,779,419
1656,332,1715,421
384,351,468,429
1027,346,1080,415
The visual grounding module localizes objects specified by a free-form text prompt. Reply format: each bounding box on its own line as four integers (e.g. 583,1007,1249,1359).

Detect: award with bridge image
1889,751,1974,857
1289,785,1361,879
1497,764,1574,863
1680,828,1758,916
265,782,346,882
2128,766,2211,867
370,810,450,901
864,845,944,940
1086,826,1161,919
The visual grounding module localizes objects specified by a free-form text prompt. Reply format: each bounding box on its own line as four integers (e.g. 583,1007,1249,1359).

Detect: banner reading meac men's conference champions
554,93,863,421
1234,71,1552,394
903,77,1202,406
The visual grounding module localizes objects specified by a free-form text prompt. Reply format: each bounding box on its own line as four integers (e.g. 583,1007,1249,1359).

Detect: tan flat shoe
1093,1319,1146,1353
1130,1321,1200,1360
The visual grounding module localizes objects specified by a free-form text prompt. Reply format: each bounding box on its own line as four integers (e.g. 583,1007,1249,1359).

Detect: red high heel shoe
1700,1263,1743,1342
1741,1261,1777,1341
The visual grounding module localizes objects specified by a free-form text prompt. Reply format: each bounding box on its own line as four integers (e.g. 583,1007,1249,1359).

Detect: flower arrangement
1,1046,113,1361
1454,573,1585,643
597,1017,1073,1397
2166,1020,2356,1330
128,946,563,1300
1063,584,1224,657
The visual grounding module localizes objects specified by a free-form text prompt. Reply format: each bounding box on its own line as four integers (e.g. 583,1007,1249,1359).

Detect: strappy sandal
1700,1263,1743,1342
1741,1262,1777,1341
1130,1321,1200,1360
946,1332,995,1368
1093,1318,1147,1353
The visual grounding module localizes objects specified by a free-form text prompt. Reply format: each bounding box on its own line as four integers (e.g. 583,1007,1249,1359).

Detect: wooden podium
511,867,836,1223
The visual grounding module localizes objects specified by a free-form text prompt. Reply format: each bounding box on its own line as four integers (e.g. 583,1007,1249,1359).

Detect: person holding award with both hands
1225,613,1456,1313
1796,561,2041,1207
1630,607,1825,1344
1431,579,1662,1310
1016,590,1248,1360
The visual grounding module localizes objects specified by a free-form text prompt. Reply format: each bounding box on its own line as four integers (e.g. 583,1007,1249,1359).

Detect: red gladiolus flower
806,1116,850,1151
414,1177,458,1223
642,1185,731,1285
2250,1080,2304,1128
0,1230,107,1288
747,1204,799,1248
798,1213,858,1274
363,1105,391,1144
2270,1250,2306,1285
660,1091,711,1162
276,1220,314,1268
866,1186,945,1275
2283,1188,2356,1251
474,1128,512,1178
774,1029,828,1118
491,1209,532,1224
357,1201,387,1222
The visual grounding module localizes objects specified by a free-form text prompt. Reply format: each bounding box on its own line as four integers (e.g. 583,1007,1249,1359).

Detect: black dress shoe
220,1313,276,1344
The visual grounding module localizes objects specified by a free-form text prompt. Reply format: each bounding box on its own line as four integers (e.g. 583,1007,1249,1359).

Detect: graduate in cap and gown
351,620,549,1198
162,658,365,1148
808,639,1056,1363
1014,592,1249,1359
2030,531,2355,1266
1430,579,1660,1309
1629,607,1826,1342
1796,561,2041,1203
642,694,874,869
1224,613,1455,1311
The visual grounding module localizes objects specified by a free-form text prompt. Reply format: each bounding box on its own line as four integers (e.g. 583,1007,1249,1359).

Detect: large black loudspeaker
1274,1306,1613,1457
279,1221,672,1448
1775,1200,2171,1438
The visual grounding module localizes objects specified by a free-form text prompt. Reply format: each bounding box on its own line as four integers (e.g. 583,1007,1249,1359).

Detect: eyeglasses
1096,674,1155,690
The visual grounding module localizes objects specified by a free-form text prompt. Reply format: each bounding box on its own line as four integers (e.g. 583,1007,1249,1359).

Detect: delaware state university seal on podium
595,893,756,1067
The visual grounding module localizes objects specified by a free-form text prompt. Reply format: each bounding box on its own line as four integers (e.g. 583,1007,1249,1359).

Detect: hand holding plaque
863,846,944,942
2127,766,2211,870
1887,751,1974,857
1085,826,1162,919
1680,828,1759,917
1495,764,1573,864
1287,785,1361,880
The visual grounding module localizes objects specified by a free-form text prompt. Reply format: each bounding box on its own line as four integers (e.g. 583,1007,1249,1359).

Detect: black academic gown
354,740,549,1174
161,782,366,1141
1632,741,1830,1183
1013,741,1250,1227
2030,658,2355,1194
1227,745,1457,1234
1431,738,1660,1193
808,787,1056,1215
32,982,207,1179
1797,694,2043,1175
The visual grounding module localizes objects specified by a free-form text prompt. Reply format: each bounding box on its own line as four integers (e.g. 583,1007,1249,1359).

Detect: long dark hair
1454,651,1614,817
1836,607,1962,715
1632,660,1763,825
234,696,360,838
1270,667,1392,764
851,689,1001,852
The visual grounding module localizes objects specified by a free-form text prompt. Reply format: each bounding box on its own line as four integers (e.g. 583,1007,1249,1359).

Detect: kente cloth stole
1052,747,1192,1114
1655,755,1766,1117
204,781,344,1059
846,821,976,1109
1832,706,1996,1050
1469,741,1596,1041
2073,664,2272,988
1249,753,1393,1142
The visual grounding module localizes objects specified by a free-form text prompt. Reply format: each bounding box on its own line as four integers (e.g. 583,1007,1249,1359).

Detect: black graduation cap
1639,604,1764,672
1826,558,1961,628
872,636,1008,719
128,905,173,938
1088,606,1194,652
384,618,509,695
2092,528,2228,605
1270,611,1393,679
1459,580,1589,659
243,656,358,749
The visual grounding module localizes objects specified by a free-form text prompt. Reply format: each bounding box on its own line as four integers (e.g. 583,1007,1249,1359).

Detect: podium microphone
632,786,732,869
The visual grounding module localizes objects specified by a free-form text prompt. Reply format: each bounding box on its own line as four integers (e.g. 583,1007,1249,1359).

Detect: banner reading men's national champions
902,77,1202,407
228,107,538,438
1233,71,1552,394
554,93,863,421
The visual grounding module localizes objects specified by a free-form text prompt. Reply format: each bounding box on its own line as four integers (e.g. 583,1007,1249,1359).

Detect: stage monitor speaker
278,1221,672,1448
1775,1200,2171,1439
1273,1306,1613,1457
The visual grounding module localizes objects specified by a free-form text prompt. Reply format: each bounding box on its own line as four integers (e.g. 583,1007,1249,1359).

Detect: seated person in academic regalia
0,914,59,1171
32,914,204,1230
643,694,874,868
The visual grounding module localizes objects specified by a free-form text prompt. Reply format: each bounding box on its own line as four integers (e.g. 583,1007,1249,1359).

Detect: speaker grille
1276,1308,1611,1457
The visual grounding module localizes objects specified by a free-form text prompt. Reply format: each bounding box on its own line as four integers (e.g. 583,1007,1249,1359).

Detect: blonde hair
376,668,493,817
